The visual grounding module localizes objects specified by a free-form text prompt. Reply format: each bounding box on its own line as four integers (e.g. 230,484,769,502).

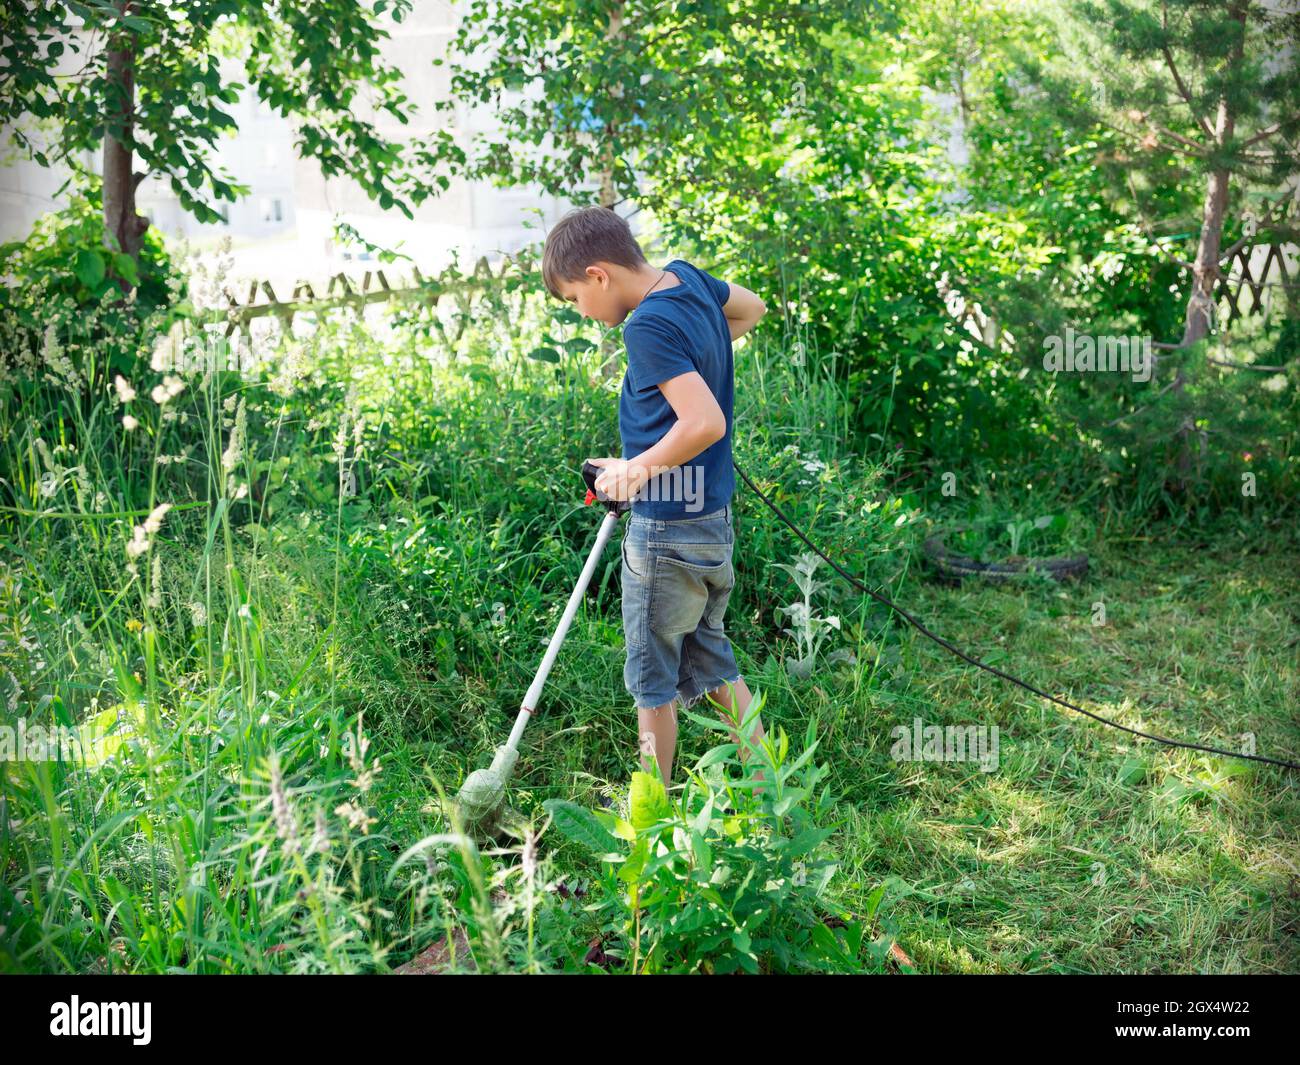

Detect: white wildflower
127,502,173,559
221,397,246,473
113,375,136,403
270,754,301,855
270,340,310,398
189,602,207,628
334,800,376,835
143,503,172,535
150,374,185,405
332,411,350,462
147,554,162,611
122,414,138,431
34,438,55,473
151,321,185,372
126,528,149,559
308,808,332,854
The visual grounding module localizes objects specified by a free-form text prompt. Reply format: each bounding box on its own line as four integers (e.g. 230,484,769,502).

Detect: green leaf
74,248,104,289
112,253,138,286
619,836,650,885
629,770,672,833
690,794,715,835
773,787,806,817
811,922,847,963
785,825,835,859
541,799,618,854
695,743,738,770
527,346,560,363
863,882,888,920
690,828,712,871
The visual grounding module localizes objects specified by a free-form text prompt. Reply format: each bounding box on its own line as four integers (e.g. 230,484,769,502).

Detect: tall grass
2,238,1294,974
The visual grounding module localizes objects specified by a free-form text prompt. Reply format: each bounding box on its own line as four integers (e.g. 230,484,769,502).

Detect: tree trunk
1181,166,1232,349
597,2,626,379
1170,3,1245,491
102,3,149,289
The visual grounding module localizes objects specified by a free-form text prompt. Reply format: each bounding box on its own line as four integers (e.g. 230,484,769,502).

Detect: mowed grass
780,531,1300,974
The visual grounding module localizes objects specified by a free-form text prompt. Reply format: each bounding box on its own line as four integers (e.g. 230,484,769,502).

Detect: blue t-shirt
619,258,734,520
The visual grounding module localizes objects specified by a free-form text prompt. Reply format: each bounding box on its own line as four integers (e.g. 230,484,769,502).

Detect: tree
1065,0,1300,349
0,0,461,285
435,0,882,211
1029,0,1300,488
431,0,887,375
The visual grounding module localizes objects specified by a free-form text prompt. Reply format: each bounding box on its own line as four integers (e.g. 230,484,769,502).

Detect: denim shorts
620,503,741,711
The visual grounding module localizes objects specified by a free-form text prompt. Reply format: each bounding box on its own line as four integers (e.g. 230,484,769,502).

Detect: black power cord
733,460,1300,773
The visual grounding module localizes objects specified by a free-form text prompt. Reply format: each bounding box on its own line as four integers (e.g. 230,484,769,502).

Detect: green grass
843,533,1300,973
1,284,1296,973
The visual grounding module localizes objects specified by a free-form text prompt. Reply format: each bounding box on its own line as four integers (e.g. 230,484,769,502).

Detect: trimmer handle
581,460,632,515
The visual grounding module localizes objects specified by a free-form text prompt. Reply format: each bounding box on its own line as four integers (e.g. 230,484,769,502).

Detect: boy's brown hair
541,205,648,301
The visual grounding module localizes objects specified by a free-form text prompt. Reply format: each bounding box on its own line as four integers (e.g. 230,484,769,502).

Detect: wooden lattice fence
197,252,537,349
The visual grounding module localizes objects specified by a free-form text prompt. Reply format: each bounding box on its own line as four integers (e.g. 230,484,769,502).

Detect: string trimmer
450,453,1298,840
448,461,628,837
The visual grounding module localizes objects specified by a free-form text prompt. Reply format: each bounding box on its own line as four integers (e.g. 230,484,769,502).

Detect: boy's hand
587,457,648,502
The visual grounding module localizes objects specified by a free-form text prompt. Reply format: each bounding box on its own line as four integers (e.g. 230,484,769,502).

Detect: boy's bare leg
637,699,679,786
706,676,767,794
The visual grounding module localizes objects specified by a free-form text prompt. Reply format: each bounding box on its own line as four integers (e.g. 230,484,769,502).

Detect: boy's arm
720,282,768,342
630,372,726,476
590,371,725,501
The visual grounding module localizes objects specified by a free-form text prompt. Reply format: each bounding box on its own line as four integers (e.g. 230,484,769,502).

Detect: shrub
544,690,893,974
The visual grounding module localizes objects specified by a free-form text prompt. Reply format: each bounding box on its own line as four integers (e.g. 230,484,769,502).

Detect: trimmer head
451,744,519,833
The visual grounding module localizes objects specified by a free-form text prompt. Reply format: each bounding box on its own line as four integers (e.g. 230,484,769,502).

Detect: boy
541,205,769,790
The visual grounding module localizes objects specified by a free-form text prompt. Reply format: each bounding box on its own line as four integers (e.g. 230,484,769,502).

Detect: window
261,198,283,223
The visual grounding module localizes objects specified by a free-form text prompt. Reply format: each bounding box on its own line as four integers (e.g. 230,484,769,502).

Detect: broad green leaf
629,770,671,832
619,836,649,884
112,253,138,286
785,825,835,859
691,794,715,835
74,248,104,289
690,828,712,869
541,799,617,854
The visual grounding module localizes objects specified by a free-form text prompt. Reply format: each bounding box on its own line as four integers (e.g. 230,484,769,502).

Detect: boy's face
557,264,627,327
